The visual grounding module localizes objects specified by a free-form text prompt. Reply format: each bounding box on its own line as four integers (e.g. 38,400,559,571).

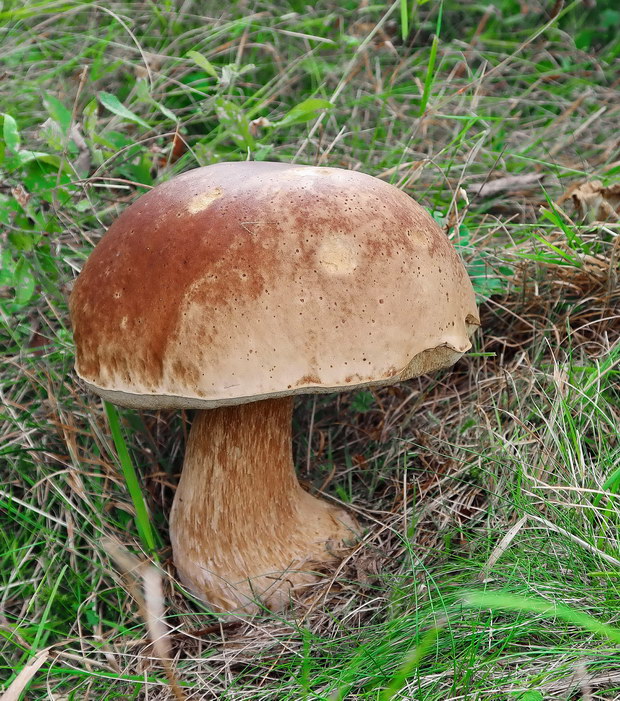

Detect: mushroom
70,161,479,613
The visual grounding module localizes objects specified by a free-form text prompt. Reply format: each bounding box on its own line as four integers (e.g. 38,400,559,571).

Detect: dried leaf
470,173,545,198
249,116,273,137
11,184,29,208
354,552,382,589
570,180,620,222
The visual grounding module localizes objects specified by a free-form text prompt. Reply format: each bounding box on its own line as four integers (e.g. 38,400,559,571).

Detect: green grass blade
400,0,409,41
418,35,438,118
418,1,442,116
104,402,156,553
379,622,443,700
31,564,68,653
463,591,620,644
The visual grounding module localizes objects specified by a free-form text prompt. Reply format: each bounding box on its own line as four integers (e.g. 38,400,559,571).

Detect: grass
1,0,619,698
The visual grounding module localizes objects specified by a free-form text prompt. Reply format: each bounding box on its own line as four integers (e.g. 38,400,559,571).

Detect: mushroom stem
169,397,357,613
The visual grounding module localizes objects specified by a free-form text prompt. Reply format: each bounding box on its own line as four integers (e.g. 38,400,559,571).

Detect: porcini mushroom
70,161,479,613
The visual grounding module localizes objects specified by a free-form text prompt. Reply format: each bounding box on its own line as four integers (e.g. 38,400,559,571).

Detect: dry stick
234,22,250,67
73,176,156,189
53,650,121,673
103,539,186,701
472,173,546,199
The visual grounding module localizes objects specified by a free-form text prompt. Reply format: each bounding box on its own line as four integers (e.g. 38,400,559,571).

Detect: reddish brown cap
70,162,479,408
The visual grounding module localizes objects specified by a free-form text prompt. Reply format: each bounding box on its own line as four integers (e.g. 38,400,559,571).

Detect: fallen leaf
354,552,382,589
570,180,620,222
249,116,272,137
11,184,29,208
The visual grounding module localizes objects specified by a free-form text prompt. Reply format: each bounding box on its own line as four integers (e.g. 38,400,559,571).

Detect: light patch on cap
317,237,357,274
289,167,333,178
187,187,223,214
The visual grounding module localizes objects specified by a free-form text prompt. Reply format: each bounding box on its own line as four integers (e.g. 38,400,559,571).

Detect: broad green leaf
36,244,59,281
96,130,134,150
43,94,72,132
0,193,13,225
40,118,65,151
97,91,150,129
602,9,620,28
0,249,15,286
5,150,70,172
8,231,34,252
275,98,333,127
575,29,594,50
2,113,20,151
214,97,255,150
123,151,155,186
351,390,375,413
186,50,218,78
253,144,274,161
13,258,36,307
83,99,98,138
74,199,93,213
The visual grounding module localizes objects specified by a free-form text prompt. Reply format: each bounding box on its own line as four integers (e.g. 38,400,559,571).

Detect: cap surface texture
70,162,479,408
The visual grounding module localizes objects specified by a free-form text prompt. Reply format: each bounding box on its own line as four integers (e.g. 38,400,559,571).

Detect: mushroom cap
70,162,480,409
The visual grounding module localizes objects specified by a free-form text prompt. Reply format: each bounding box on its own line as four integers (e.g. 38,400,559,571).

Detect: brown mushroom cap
70,162,479,409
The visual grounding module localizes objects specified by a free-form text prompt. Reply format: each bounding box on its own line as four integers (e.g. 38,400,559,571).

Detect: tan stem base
169,398,358,614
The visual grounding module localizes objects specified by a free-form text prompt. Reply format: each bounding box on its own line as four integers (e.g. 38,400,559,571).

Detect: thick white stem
169,397,357,613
